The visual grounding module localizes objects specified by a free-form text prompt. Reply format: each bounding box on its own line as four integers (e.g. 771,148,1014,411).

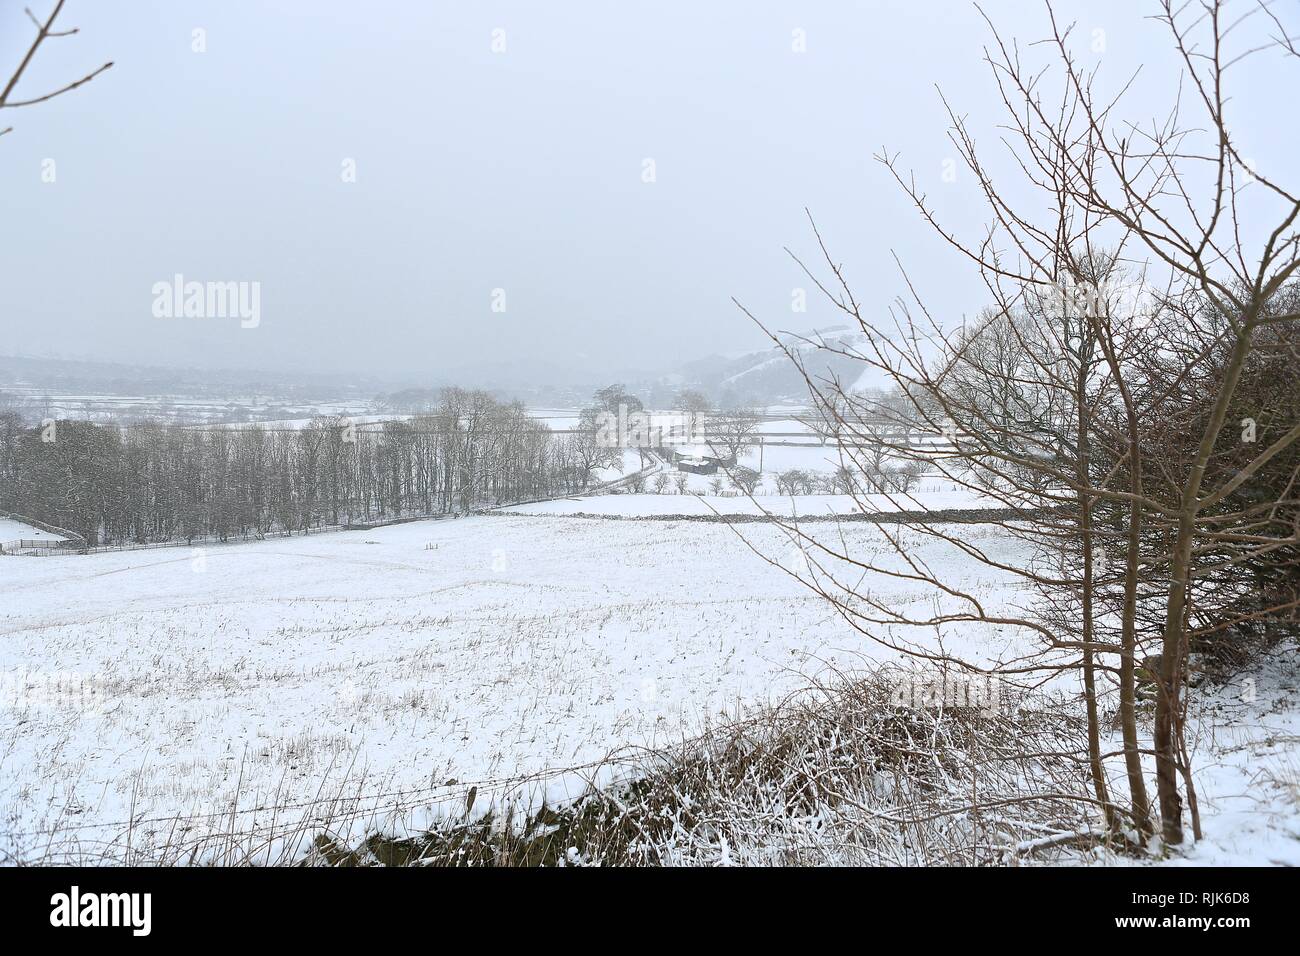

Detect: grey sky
1,0,1295,383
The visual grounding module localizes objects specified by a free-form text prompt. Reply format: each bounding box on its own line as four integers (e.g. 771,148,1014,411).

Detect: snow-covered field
0,519,66,549
0,508,1031,862
504,488,995,518
0,387,381,425
1,498,1294,865
0,518,62,540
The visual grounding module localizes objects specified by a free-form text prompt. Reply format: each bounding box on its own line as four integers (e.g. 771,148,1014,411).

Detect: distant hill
0,353,388,400
667,326,886,405
1,327,890,414
0,353,593,409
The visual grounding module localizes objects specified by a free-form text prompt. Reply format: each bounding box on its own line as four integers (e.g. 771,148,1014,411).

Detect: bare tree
708,406,761,465
775,469,814,496
678,388,712,442
734,0,1300,848
729,465,762,495
1,1,112,139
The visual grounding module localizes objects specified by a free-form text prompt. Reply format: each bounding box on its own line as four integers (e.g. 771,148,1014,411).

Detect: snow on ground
1151,643,1299,866
528,408,583,430
753,418,811,435
1077,641,1300,867
1,388,382,425
0,512,1032,861
0,519,66,545
4,497,1292,865
506,483,998,518
591,448,651,485
190,413,402,431
506,493,861,518
752,442,848,474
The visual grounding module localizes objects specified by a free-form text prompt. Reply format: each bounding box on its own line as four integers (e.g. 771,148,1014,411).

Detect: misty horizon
7,0,1294,383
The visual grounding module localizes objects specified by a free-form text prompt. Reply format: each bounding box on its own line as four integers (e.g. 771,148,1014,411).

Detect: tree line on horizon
0,389,632,547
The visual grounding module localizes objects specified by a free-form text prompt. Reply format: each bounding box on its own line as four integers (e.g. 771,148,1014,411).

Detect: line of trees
0,389,616,546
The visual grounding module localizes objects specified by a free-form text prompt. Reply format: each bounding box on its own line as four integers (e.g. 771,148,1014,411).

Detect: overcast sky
1,0,1295,384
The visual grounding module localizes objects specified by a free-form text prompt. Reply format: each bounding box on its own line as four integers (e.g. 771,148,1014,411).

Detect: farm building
675,457,717,475
668,444,735,472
